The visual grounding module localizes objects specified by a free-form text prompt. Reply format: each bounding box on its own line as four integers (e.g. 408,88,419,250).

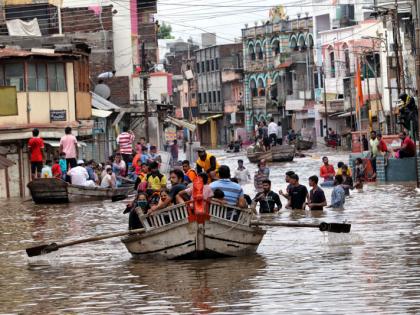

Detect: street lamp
362,33,395,134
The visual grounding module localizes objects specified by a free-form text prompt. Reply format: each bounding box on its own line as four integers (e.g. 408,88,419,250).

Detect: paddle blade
26,242,59,257
319,222,351,233
112,195,127,202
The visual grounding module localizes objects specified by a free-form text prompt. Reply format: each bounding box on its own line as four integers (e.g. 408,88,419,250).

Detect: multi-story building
242,16,315,139
194,43,243,146
0,45,92,198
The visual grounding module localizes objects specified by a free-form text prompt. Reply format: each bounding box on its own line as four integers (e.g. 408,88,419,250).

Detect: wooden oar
251,221,351,233
25,227,145,257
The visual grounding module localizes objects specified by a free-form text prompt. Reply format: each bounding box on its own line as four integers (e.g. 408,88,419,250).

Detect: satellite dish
94,83,111,100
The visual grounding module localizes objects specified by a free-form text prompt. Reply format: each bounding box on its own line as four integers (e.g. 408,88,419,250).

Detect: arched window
343,43,350,76
256,43,263,60
307,34,314,49
272,39,280,56
298,33,306,50
328,46,335,78
257,78,265,96
250,79,257,97
290,35,298,51
249,44,256,61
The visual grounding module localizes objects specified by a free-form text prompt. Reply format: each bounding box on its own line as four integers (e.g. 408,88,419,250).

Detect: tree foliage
158,22,174,39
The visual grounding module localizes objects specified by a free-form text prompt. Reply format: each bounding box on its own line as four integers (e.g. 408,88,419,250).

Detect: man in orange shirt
182,160,197,184
320,156,335,181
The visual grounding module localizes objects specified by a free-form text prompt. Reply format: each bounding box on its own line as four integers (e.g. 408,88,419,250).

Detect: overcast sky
156,0,306,45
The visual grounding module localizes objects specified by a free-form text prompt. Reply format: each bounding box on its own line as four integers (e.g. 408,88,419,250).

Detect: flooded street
1,149,419,314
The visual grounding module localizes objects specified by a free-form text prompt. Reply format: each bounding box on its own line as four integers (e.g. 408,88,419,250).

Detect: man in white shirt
234,159,251,185
67,160,96,187
267,117,278,147
277,121,283,145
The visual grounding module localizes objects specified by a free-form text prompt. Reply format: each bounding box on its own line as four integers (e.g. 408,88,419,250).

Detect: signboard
0,87,18,116
50,110,67,121
165,127,177,142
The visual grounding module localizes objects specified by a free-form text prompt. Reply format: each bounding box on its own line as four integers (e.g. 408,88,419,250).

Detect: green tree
158,22,174,39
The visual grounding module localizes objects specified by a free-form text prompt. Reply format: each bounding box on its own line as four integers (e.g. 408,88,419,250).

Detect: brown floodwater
0,150,419,314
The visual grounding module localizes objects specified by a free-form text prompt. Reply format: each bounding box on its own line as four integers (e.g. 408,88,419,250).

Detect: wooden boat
296,138,314,150
246,145,295,163
122,201,266,259
271,145,295,162
27,178,133,204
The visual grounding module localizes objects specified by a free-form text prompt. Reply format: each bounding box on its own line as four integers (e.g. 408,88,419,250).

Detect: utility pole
384,31,395,134
141,42,150,143
395,0,406,93
322,65,328,135
392,5,402,95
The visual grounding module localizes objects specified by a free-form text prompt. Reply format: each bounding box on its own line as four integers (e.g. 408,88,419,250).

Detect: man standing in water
267,117,278,147
320,156,335,182
307,175,327,211
287,174,308,210
234,159,251,185
330,175,346,209
253,179,282,213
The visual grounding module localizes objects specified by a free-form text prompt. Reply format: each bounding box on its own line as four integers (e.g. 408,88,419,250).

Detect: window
196,63,200,73
211,60,214,71
28,64,47,92
206,60,210,72
217,91,221,103
198,93,202,105
250,79,257,97
203,92,207,103
0,66,4,86
48,63,66,91
208,91,212,103
201,61,205,73
256,44,263,60
213,91,216,103
329,48,335,78
215,58,219,70
5,63,24,91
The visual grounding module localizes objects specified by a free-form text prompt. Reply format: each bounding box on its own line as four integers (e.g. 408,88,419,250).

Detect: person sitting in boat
113,153,127,184
100,166,116,189
52,158,62,179
234,159,251,185
254,160,270,193
340,165,353,197
286,173,308,210
149,189,173,214
279,170,295,201
67,160,96,187
196,147,220,182
148,146,162,164
149,169,186,213
126,192,149,230
182,160,198,184
329,175,346,209
147,161,167,192
253,179,282,214
176,172,213,204
320,156,335,182
254,136,266,152
86,160,97,183
41,160,53,178
135,163,150,192
212,188,227,205
210,165,247,209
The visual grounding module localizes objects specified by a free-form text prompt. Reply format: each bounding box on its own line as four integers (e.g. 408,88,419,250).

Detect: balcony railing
252,97,266,109
199,103,223,113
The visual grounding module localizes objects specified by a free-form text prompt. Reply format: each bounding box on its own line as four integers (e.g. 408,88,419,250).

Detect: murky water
1,149,419,314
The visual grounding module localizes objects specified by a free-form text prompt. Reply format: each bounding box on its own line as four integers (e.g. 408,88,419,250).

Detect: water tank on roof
94,83,111,100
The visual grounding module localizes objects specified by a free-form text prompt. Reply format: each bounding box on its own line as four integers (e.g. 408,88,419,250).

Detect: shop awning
91,92,120,111
44,141,87,148
0,155,14,170
92,108,112,118
196,119,208,125
337,111,355,118
207,114,223,120
165,116,197,132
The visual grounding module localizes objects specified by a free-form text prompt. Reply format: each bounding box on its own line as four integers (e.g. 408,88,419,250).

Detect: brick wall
61,5,113,33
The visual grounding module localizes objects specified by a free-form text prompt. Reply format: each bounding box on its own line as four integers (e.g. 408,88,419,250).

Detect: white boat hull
122,203,266,260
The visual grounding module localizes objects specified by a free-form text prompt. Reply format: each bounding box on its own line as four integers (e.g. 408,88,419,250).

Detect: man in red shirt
28,128,44,179
320,156,335,181
397,131,416,158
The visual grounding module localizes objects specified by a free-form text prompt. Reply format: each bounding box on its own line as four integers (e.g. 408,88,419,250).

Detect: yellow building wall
0,93,28,125
0,62,77,126
66,63,76,122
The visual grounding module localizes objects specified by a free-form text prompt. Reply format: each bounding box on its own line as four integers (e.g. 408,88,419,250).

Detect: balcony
246,60,265,72
199,103,223,113
328,99,345,112
252,97,266,109
221,69,243,83
273,54,292,69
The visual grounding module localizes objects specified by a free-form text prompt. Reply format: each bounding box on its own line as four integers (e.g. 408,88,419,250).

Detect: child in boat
41,160,53,178
59,152,67,181
52,157,62,179
212,188,226,205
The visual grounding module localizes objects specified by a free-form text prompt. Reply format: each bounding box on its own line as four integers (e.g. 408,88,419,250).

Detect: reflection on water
0,150,419,314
